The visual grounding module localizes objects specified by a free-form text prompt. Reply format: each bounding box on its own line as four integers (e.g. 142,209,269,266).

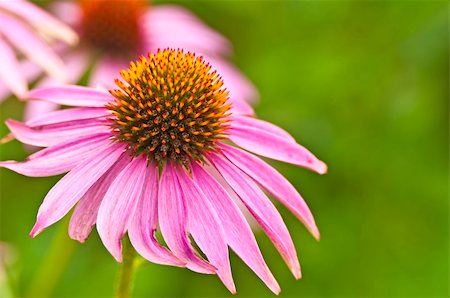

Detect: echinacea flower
0,0,78,101
24,0,257,120
0,49,326,294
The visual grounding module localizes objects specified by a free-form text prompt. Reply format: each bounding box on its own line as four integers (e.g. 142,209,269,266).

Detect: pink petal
220,144,320,240
128,161,184,267
49,1,82,28
29,49,90,90
208,57,259,105
228,125,327,174
24,101,59,125
30,143,124,237
0,133,111,177
69,153,131,243
229,97,255,116
0,11,66,80
0,61,43,103
26,86,113,107
6,118,109,147
176,167,235,293
191,162,280,294
0,38,27,97
26,107,109,126
0,59,45,102
97,157,148,262
89,57,128,89
209,153,301,279
143,5,232,57
23,51,92,121
230,115,295,142
18,59,44,83
0,85,8,104
204,163,261,230
0,0,78,45
158,163,215,274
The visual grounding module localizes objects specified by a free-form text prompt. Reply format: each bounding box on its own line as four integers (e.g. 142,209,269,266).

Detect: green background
0,1,448,297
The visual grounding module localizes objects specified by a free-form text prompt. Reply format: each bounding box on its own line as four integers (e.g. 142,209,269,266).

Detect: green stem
115,236,138,298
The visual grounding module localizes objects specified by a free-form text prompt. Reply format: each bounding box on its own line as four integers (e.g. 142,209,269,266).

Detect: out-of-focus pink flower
0,49,326,294
24,0,257,120
0,0,78,101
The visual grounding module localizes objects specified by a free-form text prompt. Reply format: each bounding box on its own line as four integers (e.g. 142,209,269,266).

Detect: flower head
0,0,78,99
1,49,326,294
108,50,230,164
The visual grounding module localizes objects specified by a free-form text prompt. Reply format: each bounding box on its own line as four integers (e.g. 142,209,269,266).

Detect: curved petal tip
314,159,328,175
113,250,123,263
311,226,321,241
290,260,302,280
295,269,302,280
29,220,44,238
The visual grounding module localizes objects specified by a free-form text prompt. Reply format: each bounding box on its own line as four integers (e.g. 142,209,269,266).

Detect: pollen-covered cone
0,0,78,102
0,49,327,294
22,0,257,122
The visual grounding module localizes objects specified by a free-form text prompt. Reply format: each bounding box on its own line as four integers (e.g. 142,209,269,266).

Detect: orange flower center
79,0,145,57
108,49,231,165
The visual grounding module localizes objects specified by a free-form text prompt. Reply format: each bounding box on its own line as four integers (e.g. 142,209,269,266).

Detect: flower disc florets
108,49,231,165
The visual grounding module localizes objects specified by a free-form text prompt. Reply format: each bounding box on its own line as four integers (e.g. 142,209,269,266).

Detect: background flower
0,0,77,101
23,0,257,121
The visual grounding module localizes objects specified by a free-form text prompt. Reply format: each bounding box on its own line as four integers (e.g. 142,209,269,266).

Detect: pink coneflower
0,0,78,101
0,49,326,294
23,0,257,120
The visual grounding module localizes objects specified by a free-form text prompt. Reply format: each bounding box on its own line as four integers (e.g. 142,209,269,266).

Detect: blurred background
0,0,448,297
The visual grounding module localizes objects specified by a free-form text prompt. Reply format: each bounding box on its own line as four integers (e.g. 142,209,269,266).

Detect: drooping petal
0,37,27,97
0,0,78,45
69,153,131,243
97,157,148,262
128,161,184,267
30,143,124,237
209,153,301,279
176,167,235,293
228,124,327,174
26,107,109,126
230,115,295,142
26,86,113,107
0,11,66,80
220,144,320,240
158,163,215,274
0,133,111,177
6,118,109,147
191,162,281,294
204,163,261,229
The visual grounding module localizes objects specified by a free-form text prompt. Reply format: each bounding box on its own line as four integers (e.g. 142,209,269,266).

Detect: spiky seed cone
107,49,231,166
